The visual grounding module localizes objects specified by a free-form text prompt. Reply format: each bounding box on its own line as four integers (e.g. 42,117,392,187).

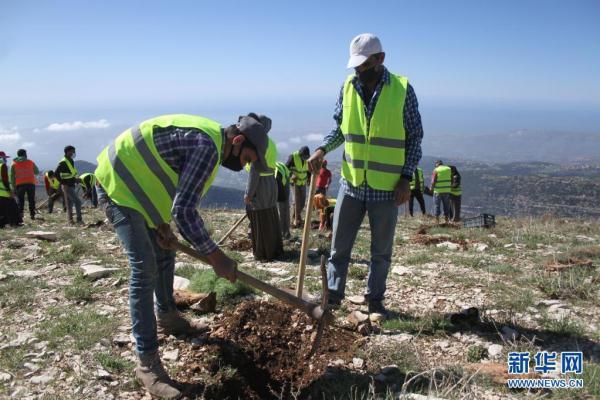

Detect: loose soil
177,300,359,399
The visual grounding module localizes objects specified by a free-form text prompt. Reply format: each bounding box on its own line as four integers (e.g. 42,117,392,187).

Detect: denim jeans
105,201,177,355
434,193,451,218
327,188,399,302
65,185,82,222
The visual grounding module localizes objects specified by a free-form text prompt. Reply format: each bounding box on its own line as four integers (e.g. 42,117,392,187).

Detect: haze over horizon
1,0,599,167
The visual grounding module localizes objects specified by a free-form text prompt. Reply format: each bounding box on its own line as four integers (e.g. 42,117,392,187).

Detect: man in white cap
308,33,424,316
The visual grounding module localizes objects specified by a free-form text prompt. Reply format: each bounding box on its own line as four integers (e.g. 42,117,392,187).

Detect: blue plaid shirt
320,67,424,202
154,128,222,255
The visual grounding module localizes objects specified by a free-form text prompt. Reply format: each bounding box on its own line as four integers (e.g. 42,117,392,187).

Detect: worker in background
80,172,98,208
44,170,64,213
431,160,452,224
308,33,424,316
0,151,22,228
56,145,83,224
244,115,282,261
95,113,270,400
449,165,462,223
409,166,426,216
10,149,39,221
275,161,291,239
316,159,332,195
286,146,310,227
314,193,336,232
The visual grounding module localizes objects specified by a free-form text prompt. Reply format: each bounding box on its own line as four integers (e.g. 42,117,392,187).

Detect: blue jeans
327,188,399,302
65,185,82,221
105,201,177,355
434,193,451,218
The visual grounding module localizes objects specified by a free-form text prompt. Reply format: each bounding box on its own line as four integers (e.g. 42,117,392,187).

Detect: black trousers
16,183,36,219
409,189,426,216
0,196,22,227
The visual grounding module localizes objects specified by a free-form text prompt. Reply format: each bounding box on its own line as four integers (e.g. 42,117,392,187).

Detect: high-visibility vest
291,151,308,185
410,167,424,192
433,165,452,194
12,159,37,186
0,163,10,198
80,173,96,191
45,172,60,190
95,114,222,229
327,198,337,208
450,167,462,196
246,138,277,177
341,73,408,191
59,157,78,180
275,162,290,186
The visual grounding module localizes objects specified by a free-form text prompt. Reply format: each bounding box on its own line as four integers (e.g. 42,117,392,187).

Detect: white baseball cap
347,33,383,69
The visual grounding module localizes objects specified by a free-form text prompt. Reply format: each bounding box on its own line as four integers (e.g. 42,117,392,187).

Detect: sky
1,0,599,167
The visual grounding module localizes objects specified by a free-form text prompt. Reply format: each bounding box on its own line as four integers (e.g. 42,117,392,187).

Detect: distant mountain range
422,130,600,164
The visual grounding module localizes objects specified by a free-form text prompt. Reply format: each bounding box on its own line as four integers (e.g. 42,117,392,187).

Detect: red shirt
316,168,332,188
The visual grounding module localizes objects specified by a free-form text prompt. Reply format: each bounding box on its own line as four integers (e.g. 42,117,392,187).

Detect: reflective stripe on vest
45,172,60,189
95,114,222,229
410,167,424,191
59,157,78,180
80,173,96,191
275,162,290,186
433,165,452,194
260,138,278,177
291,151,308,185
341,73,407,191
12,159,36,185
0,164,10,198
451,184,462,196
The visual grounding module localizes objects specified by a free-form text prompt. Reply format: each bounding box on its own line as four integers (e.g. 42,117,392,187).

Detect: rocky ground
1,206,599,399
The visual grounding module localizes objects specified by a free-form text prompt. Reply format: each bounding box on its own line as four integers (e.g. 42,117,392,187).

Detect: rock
500,326,519,342
575,235,594,242
189,292,217,314
30,373,53,384
0,272,6,281
8,332,35,347
348,295,366,305
357,323,372,336
332,359,345,367
162,349,179,361
347,311,369,327
307,248,320,259
96,369,113,381
26,231,57,241
173,275,190,290
487,344,503,357
437,340,450,349
9,270,41,278
81,264,119,280
391,265,410,275
537,299,564,307
352,357,364,369
0,372,11,382
475,243,488,252
437,241,460,250
113,333,133,346
369,313,383,323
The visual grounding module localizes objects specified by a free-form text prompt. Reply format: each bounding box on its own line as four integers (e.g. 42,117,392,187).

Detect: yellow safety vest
95,114,223,229
410,167,424,192
291,151,308,185
59,157,78,180
341,73,408,191
433,165,452,194
275,162,290,186
0,163,10,198
80,173,97,191
45,172,60,190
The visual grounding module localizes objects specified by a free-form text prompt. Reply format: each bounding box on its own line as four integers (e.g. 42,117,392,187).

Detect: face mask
221,150,243,171
357,66,380,86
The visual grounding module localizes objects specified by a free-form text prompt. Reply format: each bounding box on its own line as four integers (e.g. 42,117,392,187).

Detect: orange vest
13,160,36,185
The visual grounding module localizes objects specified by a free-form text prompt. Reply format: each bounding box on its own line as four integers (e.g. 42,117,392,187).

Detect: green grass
467,345,488,362
188,269,256,303
552,362,600,399
538,313,586,337
47,238,94,265
449,255,488,270
381,313,452,335
38,308,118,350
489,283,535,313
0,346,26,372
348,264,368,280
174,263,203,279
486,262,520,275
63,273,98,302
95,352,134,374
405,252,436,266
536,267,599,300
0,277,47,310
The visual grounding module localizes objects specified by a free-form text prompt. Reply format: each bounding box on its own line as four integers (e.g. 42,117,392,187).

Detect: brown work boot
136,351,181,399
156,310,208,336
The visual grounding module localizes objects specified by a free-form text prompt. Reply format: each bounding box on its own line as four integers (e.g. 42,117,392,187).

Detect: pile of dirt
227,237,253,251
416,223,460,235
178,300,359,399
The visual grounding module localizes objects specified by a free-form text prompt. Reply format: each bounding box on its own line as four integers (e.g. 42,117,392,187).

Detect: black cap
64,145,75,154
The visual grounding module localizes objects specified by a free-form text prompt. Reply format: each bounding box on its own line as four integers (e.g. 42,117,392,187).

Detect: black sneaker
315,293,342,309
367,300,389,317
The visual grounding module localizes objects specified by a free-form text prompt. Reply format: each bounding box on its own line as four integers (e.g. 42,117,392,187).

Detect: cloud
45,118,110,132
21,142,36,148
277,141,289,150
0,125,22,144
303,133,324,142
289,137,301,144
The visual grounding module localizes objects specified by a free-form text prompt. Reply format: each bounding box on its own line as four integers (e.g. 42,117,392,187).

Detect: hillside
0,208,598,399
